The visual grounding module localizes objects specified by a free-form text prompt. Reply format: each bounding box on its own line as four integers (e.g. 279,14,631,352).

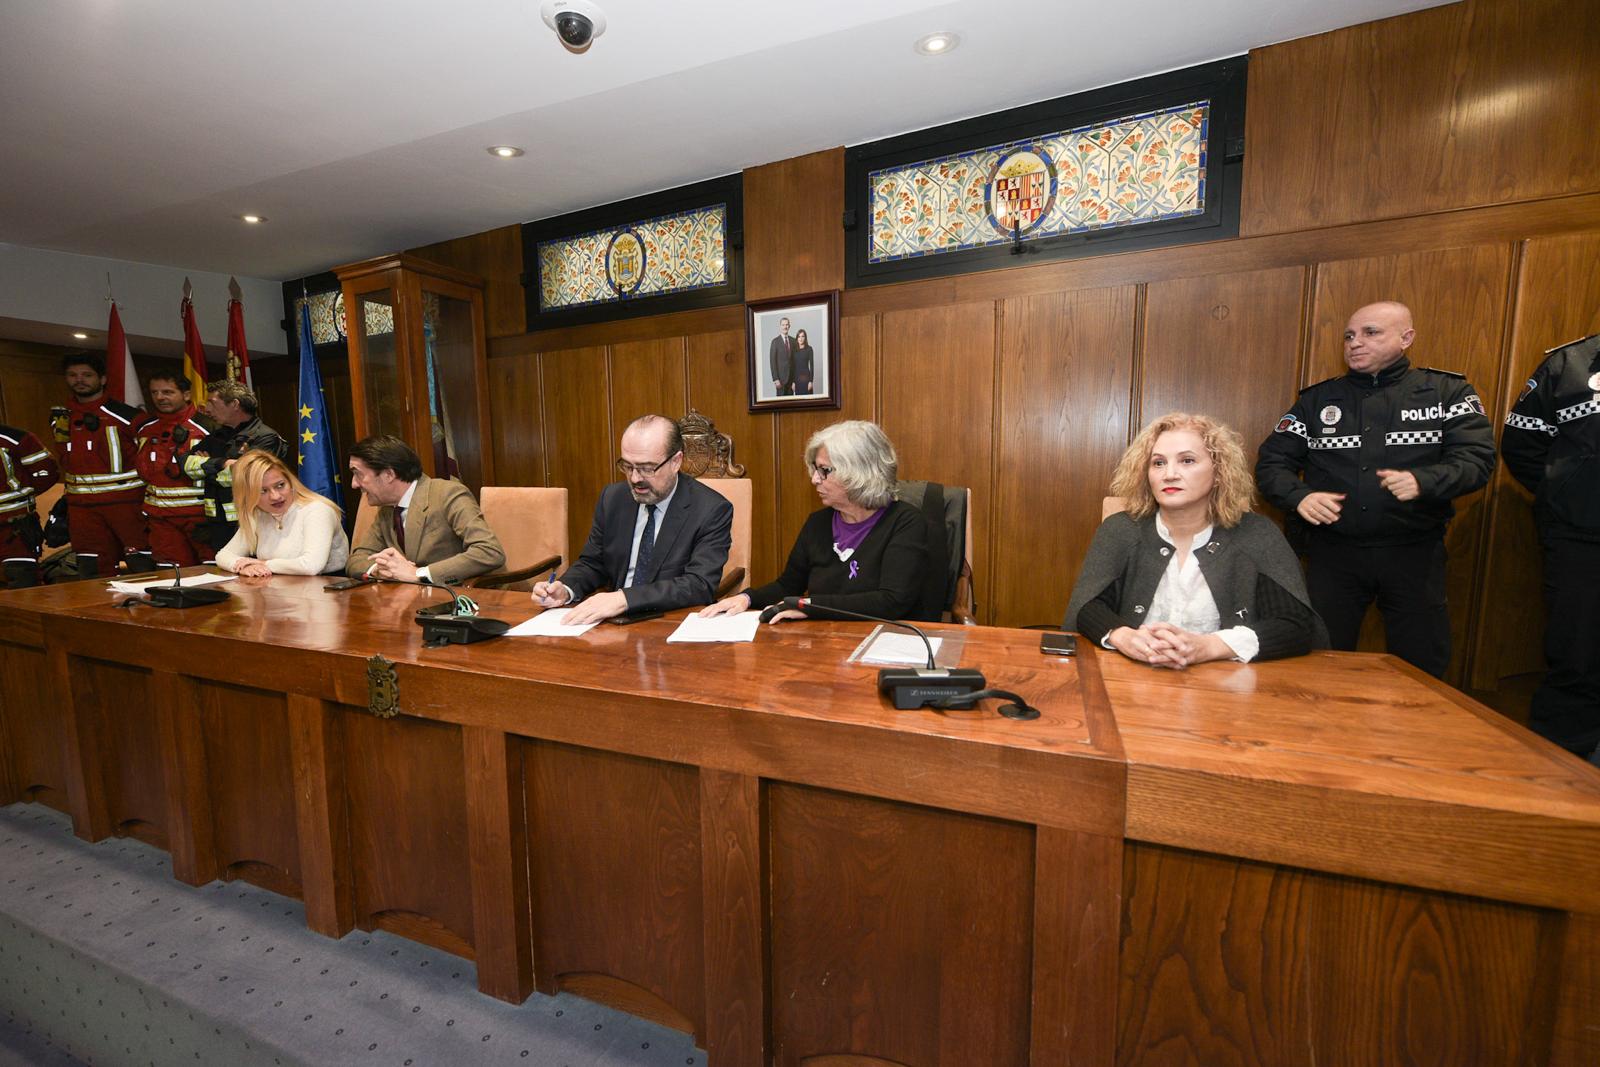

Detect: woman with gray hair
700,419,933,623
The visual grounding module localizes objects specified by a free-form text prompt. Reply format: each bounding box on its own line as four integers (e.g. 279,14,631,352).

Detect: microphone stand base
416,613,510,647
877,667,986,710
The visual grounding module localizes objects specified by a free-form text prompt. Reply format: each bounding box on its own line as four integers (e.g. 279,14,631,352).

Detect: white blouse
215,499,350,576
1137,514,1259,663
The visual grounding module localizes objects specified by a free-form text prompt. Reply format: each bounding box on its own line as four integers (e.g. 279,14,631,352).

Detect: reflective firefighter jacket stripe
0,425,60,520
134,406,210,516
57,398,149,505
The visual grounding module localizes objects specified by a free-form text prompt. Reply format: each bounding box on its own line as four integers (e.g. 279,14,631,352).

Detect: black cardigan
745,500,934,622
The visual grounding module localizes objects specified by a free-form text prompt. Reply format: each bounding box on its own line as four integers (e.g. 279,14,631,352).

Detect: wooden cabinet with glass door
334,253,493,493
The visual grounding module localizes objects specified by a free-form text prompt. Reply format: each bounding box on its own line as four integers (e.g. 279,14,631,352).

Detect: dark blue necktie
634,504,658,582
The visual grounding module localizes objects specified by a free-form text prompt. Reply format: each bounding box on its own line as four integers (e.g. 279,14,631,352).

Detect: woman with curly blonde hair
1065,413,1326,668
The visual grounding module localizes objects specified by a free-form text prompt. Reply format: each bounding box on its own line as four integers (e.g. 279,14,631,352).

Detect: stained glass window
535,204,728,312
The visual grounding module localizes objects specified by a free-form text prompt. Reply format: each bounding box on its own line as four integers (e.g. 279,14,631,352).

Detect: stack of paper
666,611,762,643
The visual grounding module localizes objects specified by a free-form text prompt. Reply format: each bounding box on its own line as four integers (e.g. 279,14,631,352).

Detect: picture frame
746,290,841,412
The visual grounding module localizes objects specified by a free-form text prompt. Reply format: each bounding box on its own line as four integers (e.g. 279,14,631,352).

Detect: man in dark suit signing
345,435,505,584
531,414,732,623
769,316,796,396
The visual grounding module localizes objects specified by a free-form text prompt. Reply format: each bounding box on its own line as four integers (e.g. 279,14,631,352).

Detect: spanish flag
180,282,208,406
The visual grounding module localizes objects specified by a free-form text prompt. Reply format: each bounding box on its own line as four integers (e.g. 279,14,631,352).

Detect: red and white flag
104,301,144,408
180,288,209,407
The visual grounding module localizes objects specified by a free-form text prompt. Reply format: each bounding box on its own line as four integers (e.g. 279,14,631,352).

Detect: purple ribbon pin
848,560,859,580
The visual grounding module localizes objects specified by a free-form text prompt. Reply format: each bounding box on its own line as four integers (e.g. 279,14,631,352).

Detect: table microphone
146,562,230,609
389,575,510,647
761,596,988,711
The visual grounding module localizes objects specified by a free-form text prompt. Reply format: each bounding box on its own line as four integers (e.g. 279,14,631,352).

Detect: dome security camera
541,1,607,52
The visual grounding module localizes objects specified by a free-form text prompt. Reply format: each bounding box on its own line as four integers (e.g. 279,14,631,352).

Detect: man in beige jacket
345,435,504,585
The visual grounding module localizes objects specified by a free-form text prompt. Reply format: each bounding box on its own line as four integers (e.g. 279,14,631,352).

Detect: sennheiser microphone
146,562,230,609
389,573,510,647
764,596,991,711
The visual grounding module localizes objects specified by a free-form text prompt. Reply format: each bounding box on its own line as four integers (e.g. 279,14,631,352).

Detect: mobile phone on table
323,577,371,592
1039,631,1077,656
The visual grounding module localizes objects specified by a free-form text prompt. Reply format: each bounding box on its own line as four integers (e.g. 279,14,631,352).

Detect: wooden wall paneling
199,682,301,896
526,741,704,1036
878,302,997,621
994,287,1138,628
486,351,547,487
1117,842,1562,1066
341,712,475,958
1472,230,1600,688
540,345,615,566
609,337,687,434
0,348,65,449
0,642,66,810
1306,244,1515,681
743,148,845,302
1142,266,1307,472
492,306,745,359
1241,0,1600,236
698,769,767,1067
773,314,879,582
409,224,527,338
767,783,1035,1066
685,329,782,583
286,694,354,939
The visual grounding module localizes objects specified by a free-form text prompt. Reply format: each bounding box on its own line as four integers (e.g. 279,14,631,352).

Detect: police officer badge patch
1589,371,1600,392
1518,377,1538,403
1319,405,1341,430
1467,395,1486,416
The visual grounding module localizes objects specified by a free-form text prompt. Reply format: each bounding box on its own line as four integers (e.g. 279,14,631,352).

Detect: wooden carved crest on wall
679,408,745,478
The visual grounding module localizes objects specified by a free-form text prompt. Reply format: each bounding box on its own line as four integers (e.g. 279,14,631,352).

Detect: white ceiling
0,0,1446,282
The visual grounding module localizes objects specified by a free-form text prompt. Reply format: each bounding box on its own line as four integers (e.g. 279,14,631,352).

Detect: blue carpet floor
0,803,705,1067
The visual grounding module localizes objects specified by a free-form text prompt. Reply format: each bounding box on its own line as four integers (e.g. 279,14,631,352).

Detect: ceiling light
914,32,959,56
72,332,89,340
488,146,525,159
239,214,265,224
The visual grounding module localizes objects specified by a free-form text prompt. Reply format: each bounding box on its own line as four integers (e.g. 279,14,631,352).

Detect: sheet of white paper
109,572,236,595
503,607,601,637
666,611,762,643
857,631,943,667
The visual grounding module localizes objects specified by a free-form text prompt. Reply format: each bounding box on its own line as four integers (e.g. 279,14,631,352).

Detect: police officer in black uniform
1256,301,1496,678
1502,333,1600,763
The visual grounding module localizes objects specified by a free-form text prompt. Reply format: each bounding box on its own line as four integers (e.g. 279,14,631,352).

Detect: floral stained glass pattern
868,101,1208,263
536,205,727,312
293,292,394,345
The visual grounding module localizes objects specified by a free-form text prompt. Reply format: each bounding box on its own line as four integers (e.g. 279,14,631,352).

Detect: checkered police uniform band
1307,435,1362,450
1385,430,1442,446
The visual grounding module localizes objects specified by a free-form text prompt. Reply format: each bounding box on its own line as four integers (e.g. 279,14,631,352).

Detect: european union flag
296,308,342,507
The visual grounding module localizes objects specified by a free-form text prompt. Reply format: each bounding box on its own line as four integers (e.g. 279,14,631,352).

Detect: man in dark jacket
1256,301,1496,677
1502,333,1600,763
183,379,290,551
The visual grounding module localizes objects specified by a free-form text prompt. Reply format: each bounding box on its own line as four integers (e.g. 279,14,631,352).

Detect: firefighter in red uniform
0,423,60,586
134,371,212,565
51,353,150,576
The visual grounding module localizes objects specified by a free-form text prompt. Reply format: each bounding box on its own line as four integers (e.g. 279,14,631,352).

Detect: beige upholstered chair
678,409,750,598
466,487,568,591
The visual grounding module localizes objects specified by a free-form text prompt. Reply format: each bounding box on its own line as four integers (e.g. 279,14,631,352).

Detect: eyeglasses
809,463,835,480
616,456,676,477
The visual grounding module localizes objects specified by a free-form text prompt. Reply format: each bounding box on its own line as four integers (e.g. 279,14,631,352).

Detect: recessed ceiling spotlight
239,214,266,224
72,331,89,340
487,146,526,159
914,32,960,56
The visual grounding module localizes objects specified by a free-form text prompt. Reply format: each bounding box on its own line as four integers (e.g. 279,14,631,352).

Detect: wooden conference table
0,574,1597,1066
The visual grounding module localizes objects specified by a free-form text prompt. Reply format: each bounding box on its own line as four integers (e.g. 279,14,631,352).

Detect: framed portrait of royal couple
746,290,841,412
